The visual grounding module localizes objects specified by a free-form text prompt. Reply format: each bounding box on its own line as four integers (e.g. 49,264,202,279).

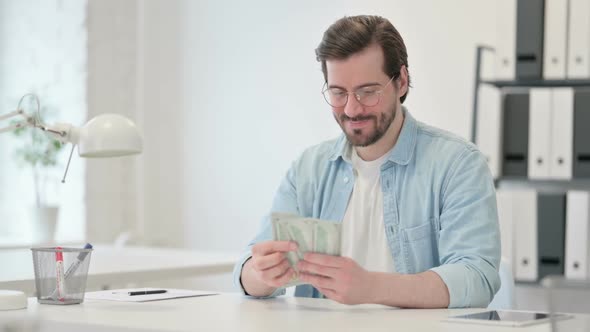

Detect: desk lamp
0,94,143,310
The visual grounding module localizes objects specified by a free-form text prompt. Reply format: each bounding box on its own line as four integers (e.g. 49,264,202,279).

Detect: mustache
339,114,376,122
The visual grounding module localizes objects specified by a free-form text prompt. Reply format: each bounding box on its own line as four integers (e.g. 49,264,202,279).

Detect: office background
96,0,501,250
0,0,501,250
5,0,586,311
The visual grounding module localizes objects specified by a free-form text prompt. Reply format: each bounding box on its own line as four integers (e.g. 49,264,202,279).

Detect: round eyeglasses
321,75,396,108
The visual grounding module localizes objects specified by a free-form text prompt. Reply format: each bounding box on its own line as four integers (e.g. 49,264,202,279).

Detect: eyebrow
327,82,382,90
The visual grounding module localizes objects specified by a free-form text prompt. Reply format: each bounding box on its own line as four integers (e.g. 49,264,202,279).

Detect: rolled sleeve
431,148,501,308
430,261,497,308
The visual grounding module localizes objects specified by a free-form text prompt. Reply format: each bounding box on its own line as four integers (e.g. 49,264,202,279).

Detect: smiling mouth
350,120,367,125
346,118,371,129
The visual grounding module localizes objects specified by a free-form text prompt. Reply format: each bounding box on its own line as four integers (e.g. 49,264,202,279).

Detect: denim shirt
233,108,501,308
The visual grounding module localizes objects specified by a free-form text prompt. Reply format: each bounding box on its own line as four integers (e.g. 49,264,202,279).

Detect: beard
335,102,397,147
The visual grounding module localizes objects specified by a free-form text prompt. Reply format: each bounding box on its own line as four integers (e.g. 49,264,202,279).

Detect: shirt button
343,177,349,183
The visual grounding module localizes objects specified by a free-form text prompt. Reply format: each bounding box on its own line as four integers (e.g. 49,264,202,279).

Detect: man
233,15,500,308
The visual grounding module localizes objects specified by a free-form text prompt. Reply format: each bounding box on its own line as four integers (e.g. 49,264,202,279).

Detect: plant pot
31,206,59,244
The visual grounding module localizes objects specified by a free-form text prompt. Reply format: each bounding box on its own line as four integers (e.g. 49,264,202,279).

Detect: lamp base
0,290,27,310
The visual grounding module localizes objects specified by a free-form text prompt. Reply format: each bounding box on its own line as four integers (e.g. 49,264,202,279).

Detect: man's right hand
240,241,298,297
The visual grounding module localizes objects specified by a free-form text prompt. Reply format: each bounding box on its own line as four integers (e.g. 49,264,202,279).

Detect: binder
476,85,503,178
480,48,497,81
550,88,574,179
537,193,566,280
565,191,590,280
516,0,545,80
496,190,515,267
528,88,552,179
502,92,530,177
513,190,538,281
495,0,517,80
543,0,568,79
573,89,590,177
567,0,590,78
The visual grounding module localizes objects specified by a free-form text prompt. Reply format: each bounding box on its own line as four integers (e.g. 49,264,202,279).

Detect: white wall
87,0,500,250
86,0,143,244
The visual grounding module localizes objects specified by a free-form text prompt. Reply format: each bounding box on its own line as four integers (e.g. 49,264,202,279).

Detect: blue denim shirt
233,108,501,308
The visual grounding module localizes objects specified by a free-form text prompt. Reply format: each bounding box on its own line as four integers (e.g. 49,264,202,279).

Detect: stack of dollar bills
271,212,341,286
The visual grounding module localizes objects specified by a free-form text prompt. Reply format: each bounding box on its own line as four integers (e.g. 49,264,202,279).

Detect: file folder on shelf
543,0,568,79
513,190,538,282
516,0,545,80
528,88,552,179
502,92,529,177
476,85,503,178
537,193,566,280
565,191,590,280
505,190,566,282
496,190,515,268
567,0,590,79
550,88,574,179
573,89,590,177
495,0,517,80
527,88,574,180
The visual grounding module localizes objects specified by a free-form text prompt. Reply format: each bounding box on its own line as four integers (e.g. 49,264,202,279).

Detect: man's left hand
297,253,374,305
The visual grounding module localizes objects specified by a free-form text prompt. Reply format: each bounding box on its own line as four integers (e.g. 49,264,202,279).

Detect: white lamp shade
77,114,143,158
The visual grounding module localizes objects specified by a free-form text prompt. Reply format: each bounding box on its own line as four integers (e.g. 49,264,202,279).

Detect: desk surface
0,293,588,332
0,245,238,293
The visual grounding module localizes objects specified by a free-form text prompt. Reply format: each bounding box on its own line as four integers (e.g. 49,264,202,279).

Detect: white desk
0,245,238,294
0,294,589,332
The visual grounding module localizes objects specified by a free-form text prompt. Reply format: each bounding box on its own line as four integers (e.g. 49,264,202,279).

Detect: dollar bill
270,212,341,286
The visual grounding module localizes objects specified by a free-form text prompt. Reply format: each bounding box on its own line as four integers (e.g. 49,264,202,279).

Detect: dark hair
315,15,411,103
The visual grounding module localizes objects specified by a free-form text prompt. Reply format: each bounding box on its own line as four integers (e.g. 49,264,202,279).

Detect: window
0,0,87,246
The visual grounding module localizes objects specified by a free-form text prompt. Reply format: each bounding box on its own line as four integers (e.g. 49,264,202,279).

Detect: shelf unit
472,43,590,284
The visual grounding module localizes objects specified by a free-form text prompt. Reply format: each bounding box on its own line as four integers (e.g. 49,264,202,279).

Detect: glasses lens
358,93,380,107
323,89,347,107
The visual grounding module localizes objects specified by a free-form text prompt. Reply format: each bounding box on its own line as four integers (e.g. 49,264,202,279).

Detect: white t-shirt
340,147,395,273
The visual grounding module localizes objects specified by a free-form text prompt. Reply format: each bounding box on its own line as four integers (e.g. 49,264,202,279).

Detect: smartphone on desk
444,310,572,327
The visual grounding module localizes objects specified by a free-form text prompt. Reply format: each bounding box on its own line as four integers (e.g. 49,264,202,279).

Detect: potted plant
12,103,65,244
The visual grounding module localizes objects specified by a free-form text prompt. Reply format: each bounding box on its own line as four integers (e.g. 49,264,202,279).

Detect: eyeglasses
321,75,396,108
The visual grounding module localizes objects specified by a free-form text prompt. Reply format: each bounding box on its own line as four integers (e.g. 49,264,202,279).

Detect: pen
55,247,66,301
128,290,167,296
49,243,93,300
63,243,93,278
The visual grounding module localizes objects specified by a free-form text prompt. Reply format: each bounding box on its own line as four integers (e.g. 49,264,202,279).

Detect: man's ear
398,65,409,97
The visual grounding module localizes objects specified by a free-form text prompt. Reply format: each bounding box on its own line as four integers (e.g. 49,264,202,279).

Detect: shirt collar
328,106,417,166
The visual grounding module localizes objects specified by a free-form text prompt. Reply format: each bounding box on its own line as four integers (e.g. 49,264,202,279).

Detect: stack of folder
497,190,590,282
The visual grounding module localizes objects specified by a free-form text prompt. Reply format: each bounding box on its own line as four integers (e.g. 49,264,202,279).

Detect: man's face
325,44,399,147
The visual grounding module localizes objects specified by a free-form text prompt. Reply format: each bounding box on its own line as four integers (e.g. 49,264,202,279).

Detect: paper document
85,288,217,302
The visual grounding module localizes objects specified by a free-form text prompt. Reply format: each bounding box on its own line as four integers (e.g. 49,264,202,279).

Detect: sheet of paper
84,288,218,302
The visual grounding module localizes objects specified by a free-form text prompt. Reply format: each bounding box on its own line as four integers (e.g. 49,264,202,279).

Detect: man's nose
343,94,363,118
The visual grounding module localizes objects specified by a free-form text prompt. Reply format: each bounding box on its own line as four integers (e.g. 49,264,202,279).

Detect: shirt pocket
402,222,433,242
401,220,438,272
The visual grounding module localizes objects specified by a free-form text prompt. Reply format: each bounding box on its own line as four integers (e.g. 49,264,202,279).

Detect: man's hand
297,253,374,305
241,241,298,297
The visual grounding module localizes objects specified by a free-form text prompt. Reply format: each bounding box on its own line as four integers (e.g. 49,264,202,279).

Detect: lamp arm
0,94,44,133
0,116,72,142
1,103,81,184
0,109,32,134
0,109,26,122
42,123,81,184
1,94,74,140
0,122,27,134
42,123,80,145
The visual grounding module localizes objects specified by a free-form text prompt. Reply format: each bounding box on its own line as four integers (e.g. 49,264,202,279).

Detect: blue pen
49,243,93,299
63,243,93,278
